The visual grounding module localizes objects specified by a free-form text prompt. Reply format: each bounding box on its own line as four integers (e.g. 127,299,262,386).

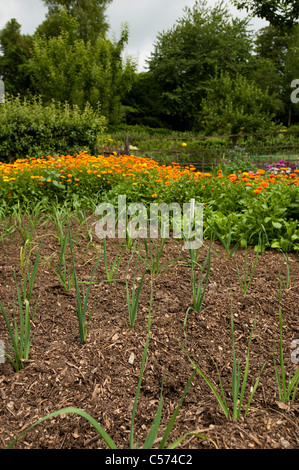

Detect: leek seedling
280,251,291,290
182,303,266,419
206,220,253,259
273,276,299,403
139,235,180,275
20,238,44,301
13,201,46,245
6,278,216,450
235,247,259,295
0,279,38,371
103,237,125,283
126,251,146,328
43,229,75,291
68,223,103,344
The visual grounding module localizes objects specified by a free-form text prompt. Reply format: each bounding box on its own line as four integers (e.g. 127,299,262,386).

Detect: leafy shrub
0,94,106,162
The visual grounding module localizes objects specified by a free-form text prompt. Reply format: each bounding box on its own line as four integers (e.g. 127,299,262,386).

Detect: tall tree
231,0,299,30
254,24,299,126
122,72,167,128
35,6,81,41
28,25,136,125
147,0,254,131
41,0,113,42
199,71,281,135
0,19,33,95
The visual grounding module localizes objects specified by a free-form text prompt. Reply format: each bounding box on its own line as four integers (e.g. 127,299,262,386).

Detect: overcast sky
0,0,268,71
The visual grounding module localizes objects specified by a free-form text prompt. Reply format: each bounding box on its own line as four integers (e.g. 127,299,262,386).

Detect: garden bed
0,214,298,449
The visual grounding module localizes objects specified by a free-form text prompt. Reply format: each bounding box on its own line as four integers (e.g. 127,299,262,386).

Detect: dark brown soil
0,213,298,450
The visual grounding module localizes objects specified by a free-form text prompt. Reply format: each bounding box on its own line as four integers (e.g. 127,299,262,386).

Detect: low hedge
0,95,106,162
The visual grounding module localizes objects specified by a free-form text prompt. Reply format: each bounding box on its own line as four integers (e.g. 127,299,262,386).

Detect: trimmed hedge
0,95,106,162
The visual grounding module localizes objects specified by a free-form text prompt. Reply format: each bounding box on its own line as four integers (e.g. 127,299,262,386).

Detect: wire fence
102,130,299,170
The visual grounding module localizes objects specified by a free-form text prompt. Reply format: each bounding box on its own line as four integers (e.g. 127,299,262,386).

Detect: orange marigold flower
152,193,157,197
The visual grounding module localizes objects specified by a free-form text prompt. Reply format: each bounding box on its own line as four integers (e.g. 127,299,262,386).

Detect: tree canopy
29,25,136,124
231,0,299,29
146,0,254,131
41,0,112,41
0,0,299,132
0,19,33,96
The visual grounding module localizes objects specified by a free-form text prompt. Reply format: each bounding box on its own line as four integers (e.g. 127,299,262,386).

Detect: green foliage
122,72,167,128
235,247,260,295
103,237,125,283
0,274,38,371
6,277,212,450
199,71,281,135
41,0,113,42
0,94,106,162
253,23,299,126
147,0,254,131
68,222,103,344
273,277,299,402
217,154,259,175
35,5,82,41
0,19,34,96
29,26,136,125
231,0,299,29
182,304,266,420
125,251,146,328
